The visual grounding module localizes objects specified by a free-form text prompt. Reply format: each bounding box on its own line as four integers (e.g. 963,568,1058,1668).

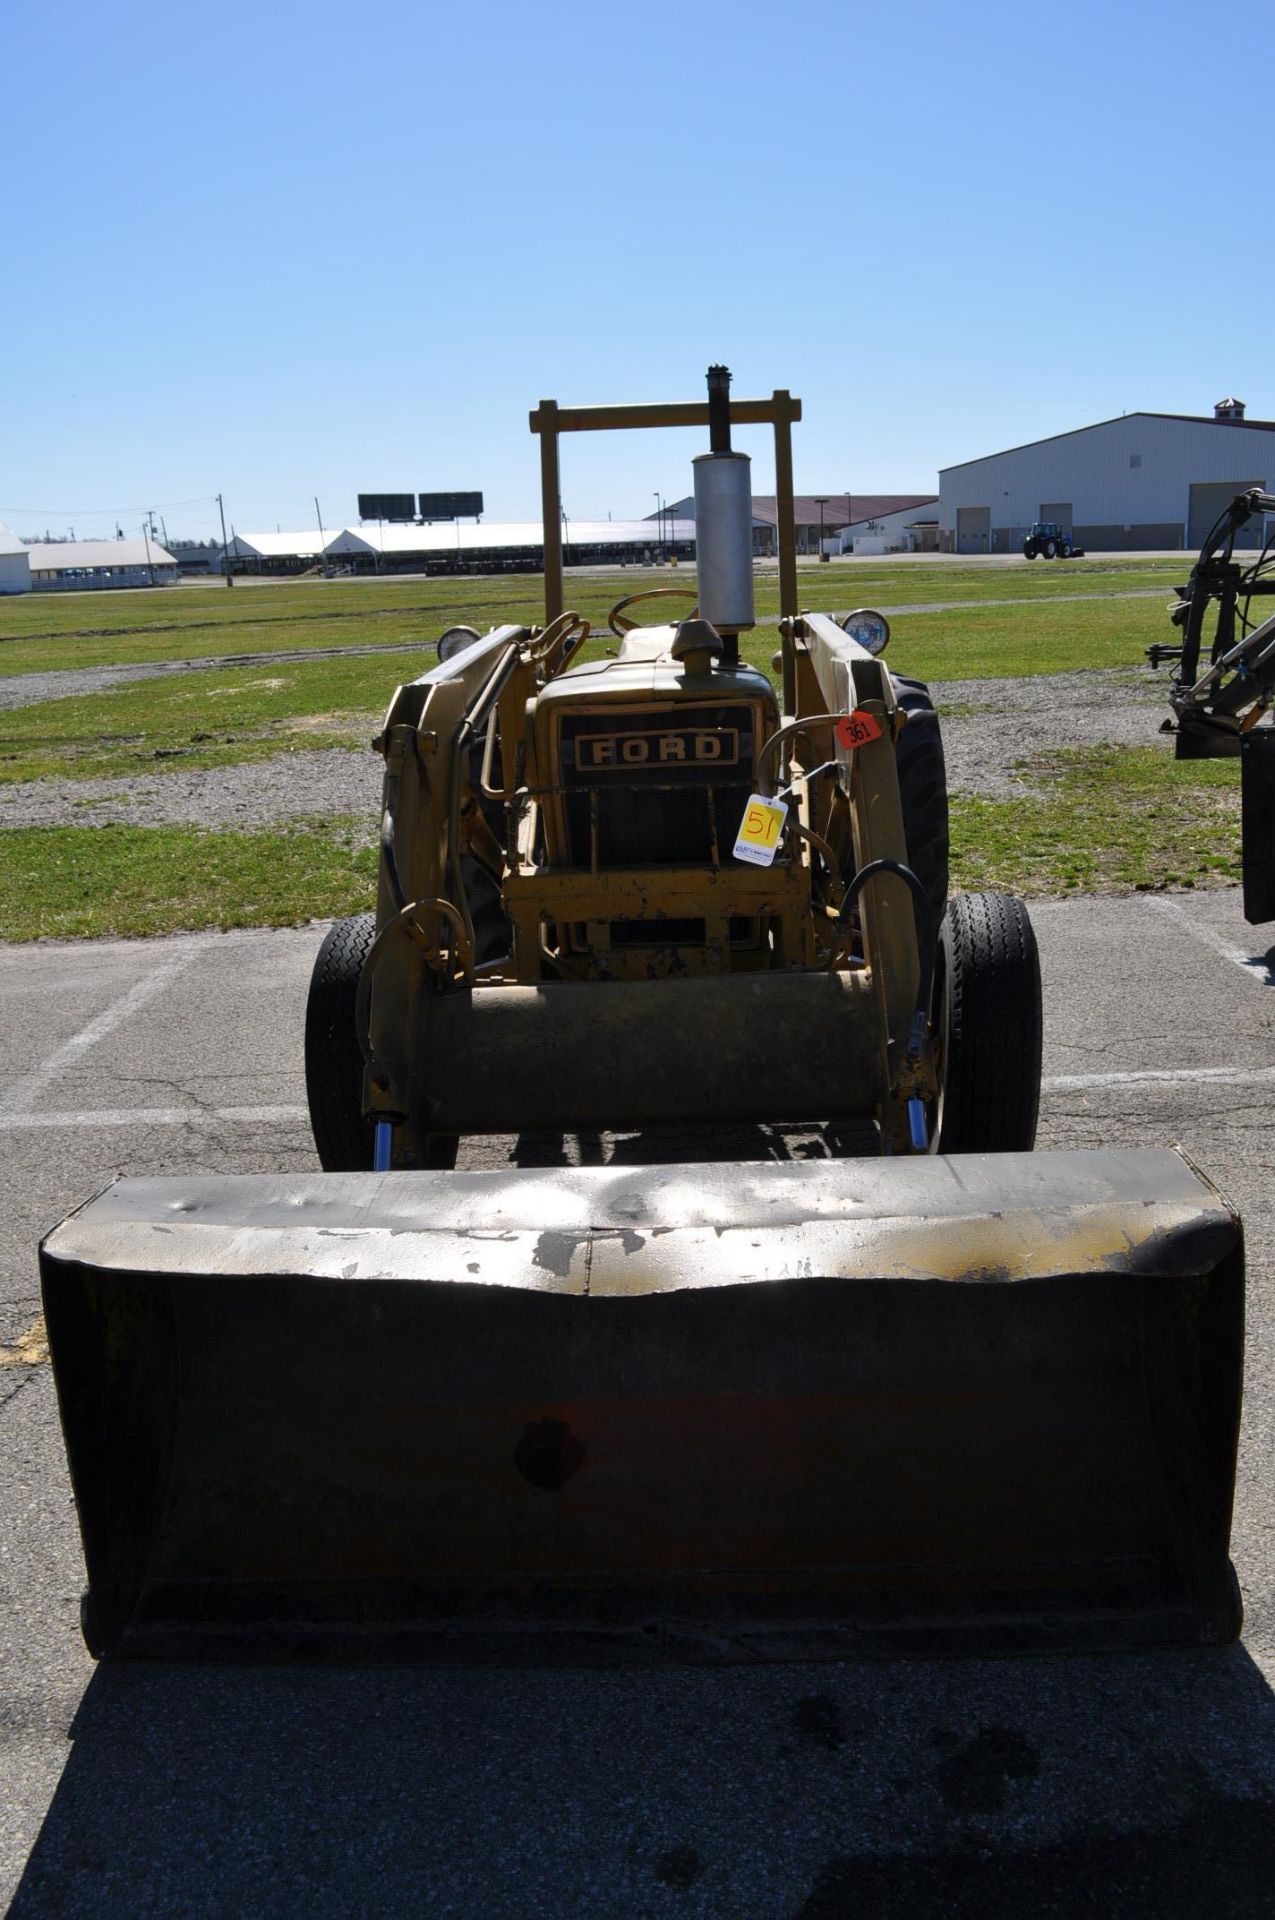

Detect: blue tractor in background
1023,520,1082,559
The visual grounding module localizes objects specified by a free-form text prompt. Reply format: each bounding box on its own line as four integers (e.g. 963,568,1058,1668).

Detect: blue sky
3,0,1267,543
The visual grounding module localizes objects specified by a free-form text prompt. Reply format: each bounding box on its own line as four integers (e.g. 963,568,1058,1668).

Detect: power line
0,494,217,516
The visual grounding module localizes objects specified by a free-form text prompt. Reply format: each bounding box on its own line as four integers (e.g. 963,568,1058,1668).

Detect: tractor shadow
510,1118,879,1169
1245,944,1275,987
11,1645,1275,1918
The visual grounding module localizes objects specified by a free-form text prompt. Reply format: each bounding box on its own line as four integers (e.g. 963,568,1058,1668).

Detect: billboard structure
419,491,483,521
357,493,416,523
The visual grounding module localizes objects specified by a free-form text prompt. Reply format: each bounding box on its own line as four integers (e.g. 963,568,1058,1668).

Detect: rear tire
892,676,950,926
305,913,376,1171
932,892,1041,1153
1043,540,1057,559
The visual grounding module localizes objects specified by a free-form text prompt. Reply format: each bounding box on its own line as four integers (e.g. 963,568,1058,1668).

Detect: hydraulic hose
837,858,935,1064
380,809,408,914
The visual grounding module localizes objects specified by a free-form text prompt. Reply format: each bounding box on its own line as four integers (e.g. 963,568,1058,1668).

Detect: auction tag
835,709,884,751
733,794,788,866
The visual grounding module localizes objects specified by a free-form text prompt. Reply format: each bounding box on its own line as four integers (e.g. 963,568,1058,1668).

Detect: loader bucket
41,1147,1243,1663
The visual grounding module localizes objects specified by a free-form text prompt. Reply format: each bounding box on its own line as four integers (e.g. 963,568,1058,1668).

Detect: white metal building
940,399,1275,554
661,493,936,557
834,499,939,556
225,531,331,574
0,524,31,594
25,539,179,590
325,519,696,575
227,522,694,577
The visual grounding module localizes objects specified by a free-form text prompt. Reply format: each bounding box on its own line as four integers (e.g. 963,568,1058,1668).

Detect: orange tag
835,710,884,750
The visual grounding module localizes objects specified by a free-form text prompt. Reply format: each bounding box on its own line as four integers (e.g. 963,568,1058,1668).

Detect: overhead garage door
1189,480,1265,550
1040,501,1073,532
956,506,990,554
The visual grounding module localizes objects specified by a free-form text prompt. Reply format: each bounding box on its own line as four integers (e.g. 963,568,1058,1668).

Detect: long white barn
25,538,179,591
228,519,694,576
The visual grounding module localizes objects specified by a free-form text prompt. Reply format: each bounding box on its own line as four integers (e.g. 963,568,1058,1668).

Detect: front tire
305,913,376,1170
305,914,462,1172
932,892,1041,1153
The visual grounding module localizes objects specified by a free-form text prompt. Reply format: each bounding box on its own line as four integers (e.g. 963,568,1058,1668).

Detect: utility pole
217,493,233,587
815,496,829,563
141,516,156,587
314,496,329,577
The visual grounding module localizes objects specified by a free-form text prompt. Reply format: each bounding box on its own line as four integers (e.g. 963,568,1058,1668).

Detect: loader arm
1147,488,1275,921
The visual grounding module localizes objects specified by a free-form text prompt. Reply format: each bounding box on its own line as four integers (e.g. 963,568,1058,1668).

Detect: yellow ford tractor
308,367,1037,1170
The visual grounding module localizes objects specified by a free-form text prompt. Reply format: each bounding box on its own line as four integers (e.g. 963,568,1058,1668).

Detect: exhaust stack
692,365,755,648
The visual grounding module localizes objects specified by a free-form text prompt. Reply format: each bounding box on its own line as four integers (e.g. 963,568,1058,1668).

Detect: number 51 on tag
733,794,788,866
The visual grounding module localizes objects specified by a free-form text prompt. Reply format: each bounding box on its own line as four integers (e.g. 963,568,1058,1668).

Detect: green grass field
0,557,1184,677
0,588,1176,787
0,556,1230,941
0,750,1241,942
0,651,421,784
953,748,1241,897
1,818,377,941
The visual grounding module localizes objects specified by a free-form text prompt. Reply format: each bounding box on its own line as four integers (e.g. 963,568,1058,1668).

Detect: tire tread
304,912,376,1171
938,891,1042,1153
892,674,950,925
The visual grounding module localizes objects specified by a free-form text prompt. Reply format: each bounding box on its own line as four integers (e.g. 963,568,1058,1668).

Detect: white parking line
1043,1065,1275,1093
0,1069,1272,1132
0,1103,308,1131
1141,895,1272,980
1,948,202,1114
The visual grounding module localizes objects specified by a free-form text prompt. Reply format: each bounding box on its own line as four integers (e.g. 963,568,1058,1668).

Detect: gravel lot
0,666,1171,830
936,666,1170,799
0,747,379,831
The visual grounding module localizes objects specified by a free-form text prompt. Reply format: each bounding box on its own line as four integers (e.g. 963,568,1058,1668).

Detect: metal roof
750,494,939,529
941,410,1275,475
656,498,782,529
0,523,27,557
229,531,328,559
330,519,694,556
26,539,177,571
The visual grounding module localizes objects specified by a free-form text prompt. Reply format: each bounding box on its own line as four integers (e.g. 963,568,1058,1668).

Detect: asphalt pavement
3,891,1275,1917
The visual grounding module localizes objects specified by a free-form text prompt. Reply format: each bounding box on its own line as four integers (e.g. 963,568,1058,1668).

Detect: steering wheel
608,587,699,637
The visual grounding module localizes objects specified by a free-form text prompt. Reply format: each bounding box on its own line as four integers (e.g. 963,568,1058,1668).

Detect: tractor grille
557,704,758,868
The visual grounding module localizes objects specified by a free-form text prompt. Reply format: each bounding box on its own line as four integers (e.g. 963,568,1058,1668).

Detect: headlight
841,608,890,656
437,625,481,662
